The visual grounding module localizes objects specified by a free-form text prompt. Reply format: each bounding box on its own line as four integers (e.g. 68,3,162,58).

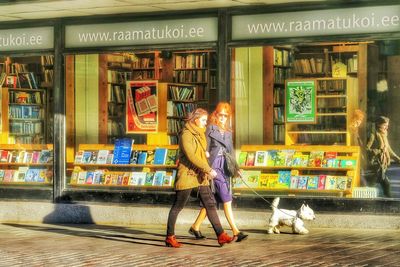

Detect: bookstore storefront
0,26,55,200
230,5,400,204
62,16,220,202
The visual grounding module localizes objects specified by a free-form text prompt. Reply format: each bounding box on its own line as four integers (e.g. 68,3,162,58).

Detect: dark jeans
376,167,392,198
166,186,223,237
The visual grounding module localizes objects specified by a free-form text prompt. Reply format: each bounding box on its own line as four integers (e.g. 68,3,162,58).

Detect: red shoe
217,232,234,247
165,235,182,248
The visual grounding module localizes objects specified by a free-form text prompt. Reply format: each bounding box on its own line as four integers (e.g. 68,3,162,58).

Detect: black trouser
166,186,223,237
376,167,392,198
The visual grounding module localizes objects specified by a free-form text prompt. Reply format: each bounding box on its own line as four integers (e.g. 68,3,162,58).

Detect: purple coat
206,125,234,166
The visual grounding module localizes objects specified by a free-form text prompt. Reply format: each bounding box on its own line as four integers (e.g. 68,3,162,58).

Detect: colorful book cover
290,176,299,189
232,177,244,188
307,176,319,189
17,151,25,163
153,171,166,186
292,152,309,167
31,151,40,164
274,150,286,166
162,175,172,186
346,176,353,189
137,151,148,165
336,176,347,190
106,153,114,164
144,172,155,186
254,151,267,166
89,151,98,164
241,170,261,188
17,167,29,182
122,172,130,185
93,170,104,184
245,152,255,166
110,173,119,185
238,151,248,166
3,170,14,182
0,150,9,162
165,150,178,165
258,173,270,188
277,171,291,189
77,171,87,184
39,150,52,164
323,151,338,167
297,176,308,189
146,150,155,165
96,150,109,164
325,176,337,190
104,173,112,185
308,151,324,167
70,168,80,184
284,149,295,166
0,170,5,182
25,169,38,182
113,138,134,164
325,158,338,168
85,171,94,184
339,158,357,169
153,148,168,165
12,170,20,182
117,174,124,185
266,173,279,188
130,150,139,164
81,151,92,164
318,175,326,190
266,150,277,166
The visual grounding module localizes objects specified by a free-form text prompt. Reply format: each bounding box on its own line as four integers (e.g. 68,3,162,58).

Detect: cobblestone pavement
0,223,399,267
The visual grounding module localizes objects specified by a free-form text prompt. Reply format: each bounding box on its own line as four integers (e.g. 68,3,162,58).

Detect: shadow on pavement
2,223,220,248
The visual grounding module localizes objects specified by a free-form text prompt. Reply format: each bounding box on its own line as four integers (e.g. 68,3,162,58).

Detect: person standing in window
189,103,248,242
366,116,400,197
165,108,233,248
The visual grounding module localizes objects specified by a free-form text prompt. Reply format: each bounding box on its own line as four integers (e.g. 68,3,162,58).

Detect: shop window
65,49,217,193
231,40,400,199
0,55,54,190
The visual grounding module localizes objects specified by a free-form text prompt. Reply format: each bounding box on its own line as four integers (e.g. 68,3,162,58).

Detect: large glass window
231,40,400,199
0,55,54,193
65,49,217,193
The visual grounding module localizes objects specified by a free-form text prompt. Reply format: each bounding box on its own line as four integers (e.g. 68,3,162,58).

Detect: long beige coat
175,122,212,191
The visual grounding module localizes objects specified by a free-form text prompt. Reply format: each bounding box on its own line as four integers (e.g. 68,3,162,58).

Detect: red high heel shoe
165,235,182,248
217,232,234,247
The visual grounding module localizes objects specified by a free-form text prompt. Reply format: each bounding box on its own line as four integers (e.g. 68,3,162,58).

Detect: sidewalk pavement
0,222,399,266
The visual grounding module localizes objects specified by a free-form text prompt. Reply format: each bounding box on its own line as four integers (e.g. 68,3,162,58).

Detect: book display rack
236,144,360,198
0,144,53,186
69,143,179,190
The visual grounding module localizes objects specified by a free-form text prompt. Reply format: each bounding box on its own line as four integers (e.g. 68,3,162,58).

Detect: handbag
223,150,240,178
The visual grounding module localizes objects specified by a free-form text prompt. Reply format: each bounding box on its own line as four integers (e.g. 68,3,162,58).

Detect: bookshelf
263,46,293,144
236,144,360,198
162,83,197,145
1,56,50,144
284,43,367,146
172,50,217,108
69,143,178,189
131,51,162,80
0,144,53,185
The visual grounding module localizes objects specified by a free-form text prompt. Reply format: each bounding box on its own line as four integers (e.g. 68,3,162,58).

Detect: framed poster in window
126,80,158,133
285,79,316,123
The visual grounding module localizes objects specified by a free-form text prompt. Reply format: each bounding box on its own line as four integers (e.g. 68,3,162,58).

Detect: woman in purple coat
189,102,248,242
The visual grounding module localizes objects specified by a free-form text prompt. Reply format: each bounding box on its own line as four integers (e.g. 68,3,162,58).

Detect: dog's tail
271,197,280,210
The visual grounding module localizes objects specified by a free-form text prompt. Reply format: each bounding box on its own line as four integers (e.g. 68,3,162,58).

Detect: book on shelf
238,151,248,167
81,151,92,164
96,150,110,164
113,138,134,164
240,170,261,188
17,167,29,182
290,176,299,189
153,171,166,186
146,150,155,165
245,152,255,166
0,170,5,182
308,151,324,167
258,173,269,188
325,176,337,190
266,150,277,167
274,150,287,166
336,176,348,190
77,171,87,184
297,176,308,189
144,172,155,186
292,152,309,167
307,176,319,190
318,175,326,190
93,170,105,184
122,172,130,186
153,148,168,165
267,173,279,188
276,171,291,189
85,172,94,184
254,151,267,167
165,149,178,165
137,151,148,165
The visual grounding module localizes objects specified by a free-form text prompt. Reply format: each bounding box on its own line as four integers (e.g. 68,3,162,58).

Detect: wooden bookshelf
284,43,368,146
161,83,198,145
263,46,293,145
172,50,217,108
236,144,360,198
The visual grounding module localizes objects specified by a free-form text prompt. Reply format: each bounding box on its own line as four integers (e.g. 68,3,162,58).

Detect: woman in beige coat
165,108,233,248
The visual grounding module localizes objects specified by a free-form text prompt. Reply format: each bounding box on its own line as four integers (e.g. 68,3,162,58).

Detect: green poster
286,80,316,123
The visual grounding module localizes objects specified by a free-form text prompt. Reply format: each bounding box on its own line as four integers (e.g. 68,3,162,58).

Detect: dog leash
236,172,297,218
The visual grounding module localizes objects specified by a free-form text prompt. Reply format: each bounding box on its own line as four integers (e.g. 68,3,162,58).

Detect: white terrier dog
267,197,315,234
